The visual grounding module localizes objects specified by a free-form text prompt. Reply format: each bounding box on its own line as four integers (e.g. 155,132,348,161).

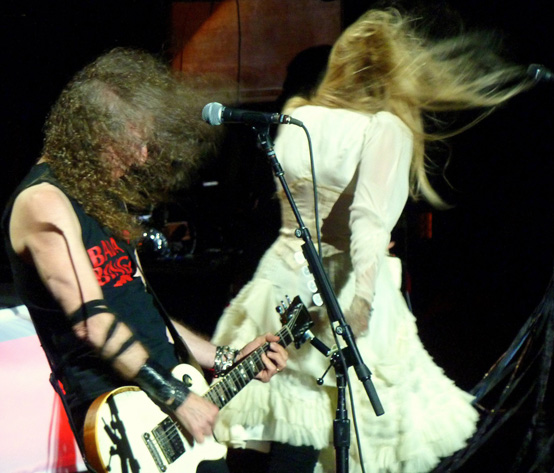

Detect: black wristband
134,359,190,412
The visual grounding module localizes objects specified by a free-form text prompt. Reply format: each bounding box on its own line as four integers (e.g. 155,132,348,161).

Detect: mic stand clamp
252,125,384,473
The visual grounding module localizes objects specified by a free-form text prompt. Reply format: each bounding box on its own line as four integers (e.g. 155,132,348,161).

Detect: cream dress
211,106,478,473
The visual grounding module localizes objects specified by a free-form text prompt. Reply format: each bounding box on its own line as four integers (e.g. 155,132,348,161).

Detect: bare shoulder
10,182,82,256
13,182,75,225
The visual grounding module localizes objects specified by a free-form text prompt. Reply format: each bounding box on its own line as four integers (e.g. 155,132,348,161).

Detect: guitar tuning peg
285,295,292,304
276,304,288,325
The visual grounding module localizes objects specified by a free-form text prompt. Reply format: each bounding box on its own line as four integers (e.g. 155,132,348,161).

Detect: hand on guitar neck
176,332,285,443
236,333,286,382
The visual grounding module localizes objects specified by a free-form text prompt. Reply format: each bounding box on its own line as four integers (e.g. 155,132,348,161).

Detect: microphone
527,64,554,83
202,102,303,127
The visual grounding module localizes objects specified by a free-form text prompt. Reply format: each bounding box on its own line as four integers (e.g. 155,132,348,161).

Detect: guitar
83,296,313,473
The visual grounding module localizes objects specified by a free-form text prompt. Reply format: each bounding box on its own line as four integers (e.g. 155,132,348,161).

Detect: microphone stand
253,125,384,473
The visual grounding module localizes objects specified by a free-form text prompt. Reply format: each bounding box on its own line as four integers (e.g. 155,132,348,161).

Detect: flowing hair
42,48,221,239
284,8,534,206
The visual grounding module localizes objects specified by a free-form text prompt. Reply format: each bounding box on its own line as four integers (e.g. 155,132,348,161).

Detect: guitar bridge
143,432,167,472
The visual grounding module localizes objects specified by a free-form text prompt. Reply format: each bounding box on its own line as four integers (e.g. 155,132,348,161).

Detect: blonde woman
212,8,532,473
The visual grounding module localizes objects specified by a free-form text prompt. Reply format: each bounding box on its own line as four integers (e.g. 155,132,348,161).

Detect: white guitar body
84,364,226,473
84,296,312,473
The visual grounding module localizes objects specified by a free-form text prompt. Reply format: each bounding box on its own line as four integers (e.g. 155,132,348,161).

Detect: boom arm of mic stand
254,125,384,417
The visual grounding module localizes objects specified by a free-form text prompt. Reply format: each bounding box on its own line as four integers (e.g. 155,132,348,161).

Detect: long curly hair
42,48,220,240
285,8,534,206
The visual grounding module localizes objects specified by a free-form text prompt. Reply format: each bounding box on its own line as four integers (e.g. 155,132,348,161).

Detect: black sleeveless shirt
2,163,179,415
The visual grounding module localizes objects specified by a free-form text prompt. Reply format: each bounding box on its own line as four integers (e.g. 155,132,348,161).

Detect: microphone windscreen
527,64,554,82
202,102,223,125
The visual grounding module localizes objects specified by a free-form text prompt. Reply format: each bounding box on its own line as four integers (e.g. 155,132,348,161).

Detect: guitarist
2,48,288,473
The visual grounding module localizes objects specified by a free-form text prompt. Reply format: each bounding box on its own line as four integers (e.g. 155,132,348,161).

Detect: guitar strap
139,266,204,374
152,295,204,373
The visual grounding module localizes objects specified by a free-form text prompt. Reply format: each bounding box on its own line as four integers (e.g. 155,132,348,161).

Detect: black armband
103,318,119,344
135,359,190,412
68,299,110,325
102,334,137,363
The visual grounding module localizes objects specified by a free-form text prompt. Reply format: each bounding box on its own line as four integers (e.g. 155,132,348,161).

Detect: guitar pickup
150,417,186,465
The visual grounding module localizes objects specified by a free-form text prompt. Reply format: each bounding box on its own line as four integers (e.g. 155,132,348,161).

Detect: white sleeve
349,113,412,307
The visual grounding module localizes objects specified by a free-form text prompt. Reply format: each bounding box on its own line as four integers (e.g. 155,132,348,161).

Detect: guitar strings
206,324,293,408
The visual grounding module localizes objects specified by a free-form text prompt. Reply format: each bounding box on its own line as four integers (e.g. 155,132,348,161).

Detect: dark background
1,1,553,471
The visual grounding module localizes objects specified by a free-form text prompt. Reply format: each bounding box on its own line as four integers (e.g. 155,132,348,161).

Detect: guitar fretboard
204,325,294,409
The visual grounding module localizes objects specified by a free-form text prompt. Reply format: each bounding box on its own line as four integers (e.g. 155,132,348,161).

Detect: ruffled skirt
211,238,478,473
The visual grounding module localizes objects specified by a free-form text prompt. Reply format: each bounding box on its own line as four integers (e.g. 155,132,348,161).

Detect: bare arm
169,321,217,369
10,183,149,377
9,183,217,441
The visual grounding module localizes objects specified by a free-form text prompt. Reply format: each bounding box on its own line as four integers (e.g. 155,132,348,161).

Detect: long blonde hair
285,8,533,206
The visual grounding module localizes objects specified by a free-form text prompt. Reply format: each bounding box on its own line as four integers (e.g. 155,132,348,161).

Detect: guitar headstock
276,296,314,349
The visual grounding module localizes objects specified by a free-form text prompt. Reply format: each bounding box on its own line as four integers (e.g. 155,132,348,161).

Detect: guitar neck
204,325,293,409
